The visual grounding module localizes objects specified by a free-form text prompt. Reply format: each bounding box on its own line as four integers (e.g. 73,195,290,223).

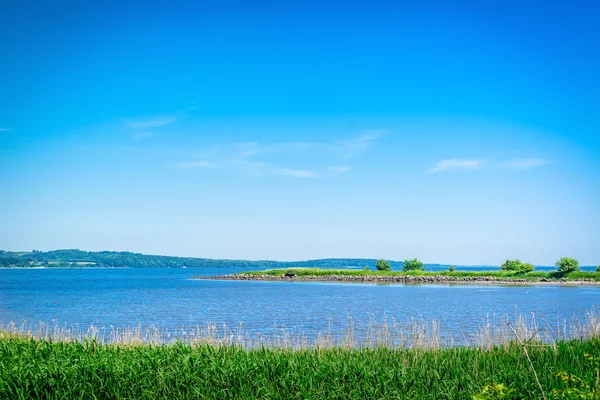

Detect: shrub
555,257,579,274
500,259,534,273
472,383,514,400
365,266,370,271
448,266,455,272
402,258,425,272
375,259,391,271
596,265,600,273
552,353,600,399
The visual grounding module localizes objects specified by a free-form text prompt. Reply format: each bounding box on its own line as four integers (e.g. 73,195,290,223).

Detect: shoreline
197,273,600,286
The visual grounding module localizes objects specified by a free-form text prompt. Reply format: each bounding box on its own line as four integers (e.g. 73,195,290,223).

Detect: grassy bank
239,268,600,282
0,335,598,399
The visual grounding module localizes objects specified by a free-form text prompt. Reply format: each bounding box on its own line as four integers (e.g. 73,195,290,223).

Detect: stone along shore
197,273,600,285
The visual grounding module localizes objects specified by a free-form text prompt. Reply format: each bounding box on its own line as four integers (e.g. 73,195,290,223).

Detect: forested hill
0,249,410,269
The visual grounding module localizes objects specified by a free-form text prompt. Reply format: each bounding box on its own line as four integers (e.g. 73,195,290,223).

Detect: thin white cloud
326,166,351,175
178,161,220,169
0,128,11,132
274,166,351,178
276,168,319,178
124,116,177,129
181,101,202,113
335,130,385,158
222,160,350,179
177,132,376,178
431,159,486,172
236,142,261,157
132,132,152,141
499,158,549,170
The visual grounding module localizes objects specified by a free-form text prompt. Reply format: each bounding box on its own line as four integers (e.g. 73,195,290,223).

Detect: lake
1,267,598,346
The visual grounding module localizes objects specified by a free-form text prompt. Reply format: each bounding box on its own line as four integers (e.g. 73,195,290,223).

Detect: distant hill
0,249,418,269
1,249,595,271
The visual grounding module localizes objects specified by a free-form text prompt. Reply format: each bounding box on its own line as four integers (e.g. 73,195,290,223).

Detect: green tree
500,259,534,273
596,265,600,273
555,257,579,274
375,259,391,271
448,265,455,272
403,258,425,272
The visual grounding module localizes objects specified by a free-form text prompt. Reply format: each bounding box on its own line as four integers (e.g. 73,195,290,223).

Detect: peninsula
198,267,600,285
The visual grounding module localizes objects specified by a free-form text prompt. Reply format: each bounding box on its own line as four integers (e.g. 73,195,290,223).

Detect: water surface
1,267,597,344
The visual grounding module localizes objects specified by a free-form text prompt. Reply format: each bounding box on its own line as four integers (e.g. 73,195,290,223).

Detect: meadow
239,267,600,282
1,334,599,399
1,309,599,399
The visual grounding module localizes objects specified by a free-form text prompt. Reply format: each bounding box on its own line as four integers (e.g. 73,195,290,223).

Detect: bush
500,259,534,273
365,266,370,271
596,265,600,273
402,258,425,272
375,259,391,271
448,266,455,272
555,257,579,274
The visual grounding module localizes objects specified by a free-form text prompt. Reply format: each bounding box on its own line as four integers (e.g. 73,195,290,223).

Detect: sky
1,0,599,265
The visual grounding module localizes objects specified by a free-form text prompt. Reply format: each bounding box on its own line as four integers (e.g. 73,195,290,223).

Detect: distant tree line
0,250,594,274
0,250,407,269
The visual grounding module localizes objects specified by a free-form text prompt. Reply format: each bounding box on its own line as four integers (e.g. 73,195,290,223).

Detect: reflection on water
0,267,598,344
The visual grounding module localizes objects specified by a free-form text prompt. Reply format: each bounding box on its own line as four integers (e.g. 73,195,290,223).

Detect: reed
1,334,598,399
1,309,599,398
1,308,598,349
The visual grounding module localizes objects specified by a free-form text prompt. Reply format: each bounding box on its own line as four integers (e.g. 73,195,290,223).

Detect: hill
0,249,414,269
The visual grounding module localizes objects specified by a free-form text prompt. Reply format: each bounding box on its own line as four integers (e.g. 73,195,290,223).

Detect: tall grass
1,308,599,349
1,335,599,399
1,310,599,398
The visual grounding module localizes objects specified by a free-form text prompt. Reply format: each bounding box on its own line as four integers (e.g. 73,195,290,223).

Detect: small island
198,257,600,285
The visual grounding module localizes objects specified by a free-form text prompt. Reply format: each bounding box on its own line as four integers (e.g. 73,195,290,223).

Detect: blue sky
1,0,599,265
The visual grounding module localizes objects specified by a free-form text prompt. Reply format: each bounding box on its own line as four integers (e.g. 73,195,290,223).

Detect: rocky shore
196,273,600,285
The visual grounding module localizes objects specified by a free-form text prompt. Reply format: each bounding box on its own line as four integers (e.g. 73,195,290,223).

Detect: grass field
241,267,600,282
0,335,598,399
1,308,599,399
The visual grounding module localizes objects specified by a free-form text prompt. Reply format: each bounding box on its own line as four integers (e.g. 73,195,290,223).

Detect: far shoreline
196,272,600,286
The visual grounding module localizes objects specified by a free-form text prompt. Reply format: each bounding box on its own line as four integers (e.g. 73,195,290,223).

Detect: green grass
242,268,600,281
1,336,598,399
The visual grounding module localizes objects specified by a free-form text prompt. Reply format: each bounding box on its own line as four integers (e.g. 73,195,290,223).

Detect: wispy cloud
499,158,550,170
326,166,351,175
176,131,379,178
132,132,152,141
335,130,385,158
124,116,177,129
275,165,350,178
236,142,261,157
177,160,220,169
227,160,350,178
431,159,486,172
431,157,550,173
0,128,11,132
276,168,319,178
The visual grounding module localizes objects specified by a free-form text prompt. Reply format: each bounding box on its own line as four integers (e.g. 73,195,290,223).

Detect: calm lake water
1,267,598,345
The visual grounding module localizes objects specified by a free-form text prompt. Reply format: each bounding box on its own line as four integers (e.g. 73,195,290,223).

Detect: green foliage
552,353,600,399
556,257,580,274
0,249,408,270
596,265,600,273
500,259,534,273
241,268,600,282
449,265,455,272
375,259,391,271
365,265,370,271
1,337,598,399
471,383,515,400
403,258,425,271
